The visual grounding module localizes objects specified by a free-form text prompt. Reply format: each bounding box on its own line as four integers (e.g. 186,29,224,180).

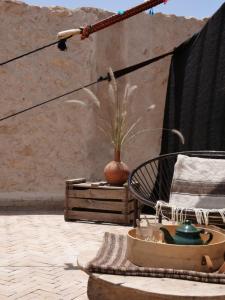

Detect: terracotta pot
104,149,130,186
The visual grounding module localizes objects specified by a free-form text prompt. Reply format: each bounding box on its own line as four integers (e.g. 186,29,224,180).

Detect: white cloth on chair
156,154,225,225
170,154,225,209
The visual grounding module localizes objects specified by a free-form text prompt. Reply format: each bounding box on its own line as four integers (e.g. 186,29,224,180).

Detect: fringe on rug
155,201,225,225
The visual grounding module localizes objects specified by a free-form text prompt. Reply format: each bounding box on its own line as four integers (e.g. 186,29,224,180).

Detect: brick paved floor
0,212,129,299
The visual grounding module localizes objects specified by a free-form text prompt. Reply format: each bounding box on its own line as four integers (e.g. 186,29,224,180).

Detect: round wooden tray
127,225,225,272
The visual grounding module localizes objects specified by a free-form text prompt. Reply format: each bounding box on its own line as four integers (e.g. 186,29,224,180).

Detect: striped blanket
170,154,225,209
87,232,225,284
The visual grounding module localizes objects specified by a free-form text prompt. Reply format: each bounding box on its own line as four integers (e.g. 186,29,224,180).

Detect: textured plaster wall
0,0,205,202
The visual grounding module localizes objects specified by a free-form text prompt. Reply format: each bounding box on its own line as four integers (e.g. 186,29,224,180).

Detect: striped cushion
169,154,225,209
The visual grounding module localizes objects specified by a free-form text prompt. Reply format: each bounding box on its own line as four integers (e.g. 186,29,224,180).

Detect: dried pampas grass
67,67,185,150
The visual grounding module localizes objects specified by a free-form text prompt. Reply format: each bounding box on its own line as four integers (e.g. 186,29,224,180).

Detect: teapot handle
200,229,213,244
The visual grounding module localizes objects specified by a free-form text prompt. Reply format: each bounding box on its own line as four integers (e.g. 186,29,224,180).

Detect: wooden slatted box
64,178,139,225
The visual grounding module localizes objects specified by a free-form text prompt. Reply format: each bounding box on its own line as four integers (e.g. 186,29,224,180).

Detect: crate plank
66,178,86,184
67,198,123,211
67,198,135,212
67,182,127,190
67,188,128,200
66,210,133,224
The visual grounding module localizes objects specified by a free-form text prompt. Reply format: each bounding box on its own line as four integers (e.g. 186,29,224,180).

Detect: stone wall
0,0,205,205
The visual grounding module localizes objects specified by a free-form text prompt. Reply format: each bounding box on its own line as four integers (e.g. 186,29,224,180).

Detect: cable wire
0,36,73,67
0,80,98,122
0,49,173,123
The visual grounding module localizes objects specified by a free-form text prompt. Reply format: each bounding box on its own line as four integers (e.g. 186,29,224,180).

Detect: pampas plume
83,88,100,108
66,67,185,151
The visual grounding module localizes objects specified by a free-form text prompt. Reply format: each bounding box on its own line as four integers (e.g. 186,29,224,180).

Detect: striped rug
87,232,225,284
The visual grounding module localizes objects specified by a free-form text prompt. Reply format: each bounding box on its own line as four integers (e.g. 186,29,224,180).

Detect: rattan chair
128,151,225,226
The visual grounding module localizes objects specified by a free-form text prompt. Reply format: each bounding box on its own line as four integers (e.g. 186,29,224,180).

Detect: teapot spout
160,227,175,244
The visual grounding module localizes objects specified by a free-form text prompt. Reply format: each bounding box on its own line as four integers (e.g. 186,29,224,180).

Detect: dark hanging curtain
161,3,225,154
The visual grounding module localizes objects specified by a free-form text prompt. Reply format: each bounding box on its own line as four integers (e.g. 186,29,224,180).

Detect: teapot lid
176,220,201,234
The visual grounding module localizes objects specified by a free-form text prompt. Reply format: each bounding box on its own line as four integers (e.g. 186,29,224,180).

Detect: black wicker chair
128,151,225,226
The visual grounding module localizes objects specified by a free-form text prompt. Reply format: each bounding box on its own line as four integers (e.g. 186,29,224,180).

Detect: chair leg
133,199,139,227
158,213,162,223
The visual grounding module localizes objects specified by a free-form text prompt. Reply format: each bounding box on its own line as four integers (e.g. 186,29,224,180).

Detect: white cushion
169,154,225,209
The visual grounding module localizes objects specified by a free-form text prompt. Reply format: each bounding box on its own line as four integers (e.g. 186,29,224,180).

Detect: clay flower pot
104,149,130,186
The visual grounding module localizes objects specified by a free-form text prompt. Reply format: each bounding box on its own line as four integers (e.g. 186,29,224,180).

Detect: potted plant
67,68,184,186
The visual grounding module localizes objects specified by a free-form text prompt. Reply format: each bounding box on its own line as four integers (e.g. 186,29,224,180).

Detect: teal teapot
160,220,213,245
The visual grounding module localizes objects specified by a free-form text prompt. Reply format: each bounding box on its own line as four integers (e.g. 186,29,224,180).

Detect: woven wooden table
78,246,225,300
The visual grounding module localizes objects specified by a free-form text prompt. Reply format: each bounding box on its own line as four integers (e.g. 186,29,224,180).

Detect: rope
0,0,168,65
81,0,167,39
0,50,173,123
113,50,174,79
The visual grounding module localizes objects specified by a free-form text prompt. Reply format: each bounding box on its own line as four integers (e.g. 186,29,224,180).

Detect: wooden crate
64,178,139,225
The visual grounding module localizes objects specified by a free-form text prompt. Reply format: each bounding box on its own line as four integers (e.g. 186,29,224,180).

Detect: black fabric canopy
161,3,225,154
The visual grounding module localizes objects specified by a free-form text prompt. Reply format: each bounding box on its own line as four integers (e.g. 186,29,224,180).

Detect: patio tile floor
0,212,130,299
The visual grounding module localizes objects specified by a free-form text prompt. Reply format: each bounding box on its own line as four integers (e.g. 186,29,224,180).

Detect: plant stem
114,148,121,162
